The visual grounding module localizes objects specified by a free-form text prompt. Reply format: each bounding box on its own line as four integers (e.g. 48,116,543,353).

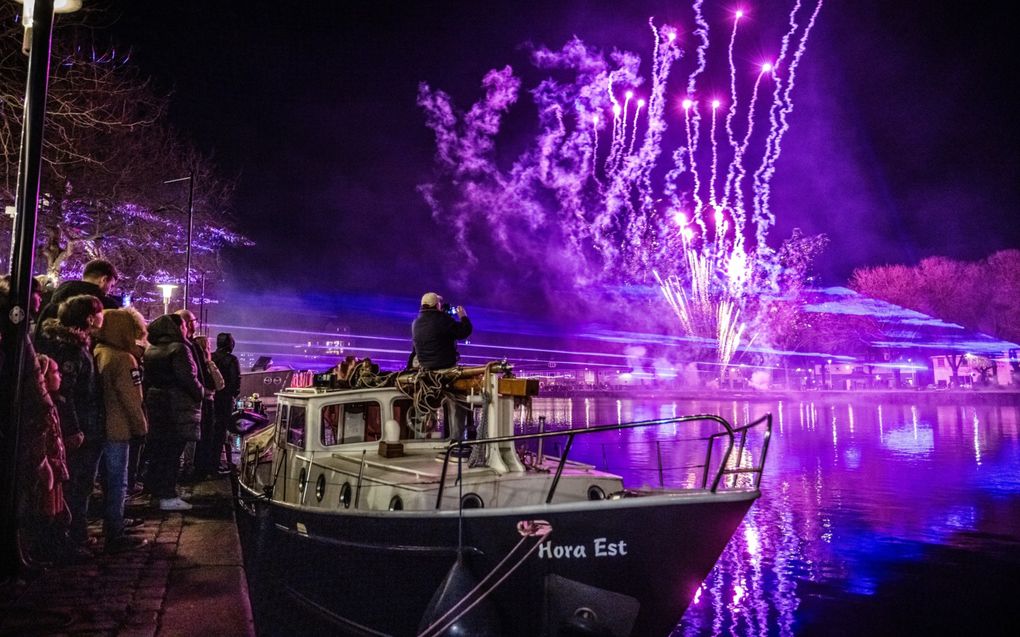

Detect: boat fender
379,419,404,457
230,409,269,435
383,419,401,442
417,555,502,636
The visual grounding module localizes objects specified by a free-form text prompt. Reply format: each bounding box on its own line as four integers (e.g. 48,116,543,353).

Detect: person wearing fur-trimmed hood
94,308,149,552
34,294,105,550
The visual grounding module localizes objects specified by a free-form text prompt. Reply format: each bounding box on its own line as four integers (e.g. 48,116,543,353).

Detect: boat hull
235,480,757,636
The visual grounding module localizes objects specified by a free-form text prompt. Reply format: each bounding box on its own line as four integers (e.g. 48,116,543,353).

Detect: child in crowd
19,354,73,563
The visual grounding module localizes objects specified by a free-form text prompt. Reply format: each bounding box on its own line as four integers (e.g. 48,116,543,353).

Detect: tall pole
200,271,206,332
184,168,194,310
1,0,56,580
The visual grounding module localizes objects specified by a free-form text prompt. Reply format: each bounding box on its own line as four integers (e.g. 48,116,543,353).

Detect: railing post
545,434,574,504
755,414,773,489
436,449,452,509
354,450,367,509
702,435,715,489
734,430,748,488
537,416,546,465
656,440,664,487
711,435,735,493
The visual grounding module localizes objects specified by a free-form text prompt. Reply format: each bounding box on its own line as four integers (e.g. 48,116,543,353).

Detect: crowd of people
0,259,241,565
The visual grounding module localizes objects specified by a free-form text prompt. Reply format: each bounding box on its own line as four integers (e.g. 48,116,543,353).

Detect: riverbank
0,478,253,636
541,388,1020,406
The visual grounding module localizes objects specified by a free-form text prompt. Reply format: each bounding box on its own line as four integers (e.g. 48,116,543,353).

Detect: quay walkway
0,479,254,636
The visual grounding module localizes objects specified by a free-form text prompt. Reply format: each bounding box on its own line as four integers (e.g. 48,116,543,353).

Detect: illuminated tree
983,250,1020,343
965,354,996,386
0,4,250,305
851,252,1020,386
850,253,1020,344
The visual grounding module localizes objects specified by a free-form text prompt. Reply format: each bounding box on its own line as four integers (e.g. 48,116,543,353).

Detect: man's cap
421,292,442,308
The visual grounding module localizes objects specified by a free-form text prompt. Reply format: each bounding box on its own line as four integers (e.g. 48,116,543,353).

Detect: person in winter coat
15,354,70,565
193,335,227,478
201,332,243,472
35,294,105,550
126,315,149,497
94,309,149,552
34,259,120,339
410,292,473,370
32,355,69,521
142,314,204,511
173,310,215,480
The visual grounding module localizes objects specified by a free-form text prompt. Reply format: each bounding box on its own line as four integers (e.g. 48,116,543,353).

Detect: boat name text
538,537,628,559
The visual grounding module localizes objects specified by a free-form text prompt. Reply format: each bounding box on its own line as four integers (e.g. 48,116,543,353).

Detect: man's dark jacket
35,280,119,337
143,315,204,441
412,308,473,370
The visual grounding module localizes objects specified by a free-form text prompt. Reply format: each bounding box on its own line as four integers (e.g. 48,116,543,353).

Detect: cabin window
285,405,307,447
276,405,289,445
392,399,452,440
320,401,382,445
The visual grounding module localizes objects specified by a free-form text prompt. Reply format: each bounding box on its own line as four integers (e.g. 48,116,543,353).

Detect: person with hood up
94,308,149,552
34,294,105,551
198,332,241,475
195,333,237,477
142,314,204,511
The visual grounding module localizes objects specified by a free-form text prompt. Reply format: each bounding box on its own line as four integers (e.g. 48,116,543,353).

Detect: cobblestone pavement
0,479,254,636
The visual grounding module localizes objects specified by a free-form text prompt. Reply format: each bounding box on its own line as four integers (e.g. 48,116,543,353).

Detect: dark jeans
128,436,145,490
144,437,187,500
102,440,130,538
66,442,103,544
196,414,228,474
195,401,226,474
449,403,475,441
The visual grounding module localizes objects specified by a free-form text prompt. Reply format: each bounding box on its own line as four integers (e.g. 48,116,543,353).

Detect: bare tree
0,3,250,305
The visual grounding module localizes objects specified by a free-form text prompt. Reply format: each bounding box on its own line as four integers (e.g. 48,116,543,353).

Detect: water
529,396,1020,636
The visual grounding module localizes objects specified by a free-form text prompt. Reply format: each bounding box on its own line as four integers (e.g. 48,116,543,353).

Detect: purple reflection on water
529,396,1020,635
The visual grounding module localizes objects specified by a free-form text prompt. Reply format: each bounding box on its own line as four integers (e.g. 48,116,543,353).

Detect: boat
233,360,772,636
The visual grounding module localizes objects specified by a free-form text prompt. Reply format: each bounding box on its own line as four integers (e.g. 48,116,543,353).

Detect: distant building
814,359,925,390
930,353,1018,388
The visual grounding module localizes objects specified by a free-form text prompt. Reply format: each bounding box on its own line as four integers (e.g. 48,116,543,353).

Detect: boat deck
306,446,608,493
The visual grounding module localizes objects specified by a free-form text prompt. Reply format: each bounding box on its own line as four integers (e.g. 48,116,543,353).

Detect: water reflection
529,396,1020,635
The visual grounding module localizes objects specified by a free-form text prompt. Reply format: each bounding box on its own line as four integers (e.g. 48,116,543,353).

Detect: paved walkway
0,479,254,636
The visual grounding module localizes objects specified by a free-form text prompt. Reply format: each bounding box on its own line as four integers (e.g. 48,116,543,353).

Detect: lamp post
164,171,194,310
3,0,83,581
157,284,178,315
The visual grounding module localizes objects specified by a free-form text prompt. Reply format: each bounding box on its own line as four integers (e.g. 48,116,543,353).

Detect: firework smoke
418,0,824,372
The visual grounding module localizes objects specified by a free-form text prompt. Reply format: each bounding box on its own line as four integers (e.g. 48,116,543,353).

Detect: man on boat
409,293,474,446
409,292,472,370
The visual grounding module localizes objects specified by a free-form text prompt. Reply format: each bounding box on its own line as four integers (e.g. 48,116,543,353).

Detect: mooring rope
417,520,553,637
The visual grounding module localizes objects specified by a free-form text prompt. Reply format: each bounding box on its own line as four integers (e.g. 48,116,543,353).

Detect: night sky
105,1,1019,309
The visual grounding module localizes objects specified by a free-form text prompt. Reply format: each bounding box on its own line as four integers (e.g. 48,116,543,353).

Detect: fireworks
418,0,824,373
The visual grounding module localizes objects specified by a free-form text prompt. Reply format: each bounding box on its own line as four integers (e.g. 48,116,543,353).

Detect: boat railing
435,413,772,508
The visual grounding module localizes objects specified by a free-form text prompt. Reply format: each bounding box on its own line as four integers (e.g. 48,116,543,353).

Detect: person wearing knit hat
409,292,471,370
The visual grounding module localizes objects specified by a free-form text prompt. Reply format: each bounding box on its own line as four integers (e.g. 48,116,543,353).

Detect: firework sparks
418,0,824,373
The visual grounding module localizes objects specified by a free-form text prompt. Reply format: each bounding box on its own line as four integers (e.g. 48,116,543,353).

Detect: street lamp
4,0,84,583
164,171,195,310
157,284,178,315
